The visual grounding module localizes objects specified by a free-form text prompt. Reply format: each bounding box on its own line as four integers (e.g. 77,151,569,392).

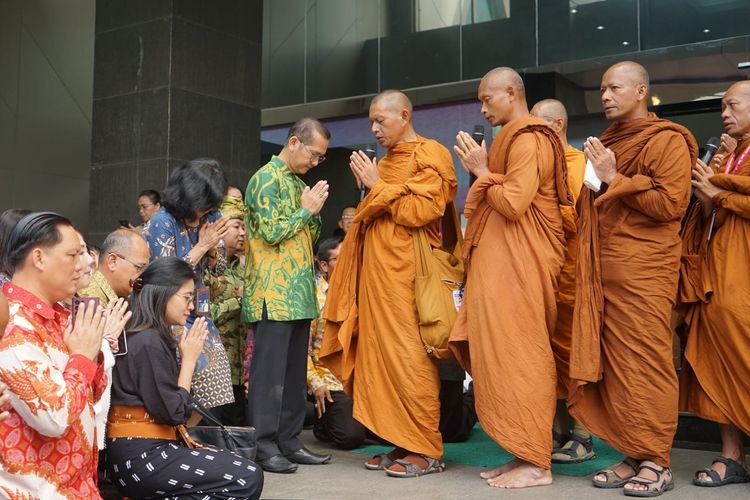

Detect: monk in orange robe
678,80,750,487
449,68,572,489
569,61,698,497
531,99,593,464
320,90,457,477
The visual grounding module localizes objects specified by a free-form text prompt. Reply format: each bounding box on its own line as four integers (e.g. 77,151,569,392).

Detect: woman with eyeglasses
106,257,263,499
142,158,235,418
137,189,161,224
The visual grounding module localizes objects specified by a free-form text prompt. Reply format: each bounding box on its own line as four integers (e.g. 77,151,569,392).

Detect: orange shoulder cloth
463,115,572,262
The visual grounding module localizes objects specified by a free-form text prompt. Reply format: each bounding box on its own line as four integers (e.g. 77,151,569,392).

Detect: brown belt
108,405,178,441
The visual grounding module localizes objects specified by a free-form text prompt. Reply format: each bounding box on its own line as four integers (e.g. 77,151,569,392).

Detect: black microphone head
700,137,721,165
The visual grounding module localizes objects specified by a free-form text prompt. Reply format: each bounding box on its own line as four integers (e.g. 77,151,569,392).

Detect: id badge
195,285,211,317
452,287,464,312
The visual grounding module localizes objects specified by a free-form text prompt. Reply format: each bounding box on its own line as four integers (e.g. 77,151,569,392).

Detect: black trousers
211,384,247,426
312,390,366,450
247,307,310,460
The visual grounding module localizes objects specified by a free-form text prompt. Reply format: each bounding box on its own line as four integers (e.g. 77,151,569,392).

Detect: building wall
0,0,95,231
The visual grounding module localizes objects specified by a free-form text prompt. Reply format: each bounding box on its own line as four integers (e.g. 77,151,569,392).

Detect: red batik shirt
0,283,107,500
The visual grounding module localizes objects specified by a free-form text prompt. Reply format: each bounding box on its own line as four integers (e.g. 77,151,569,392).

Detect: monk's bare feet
480,458,522,480
488,461,553,489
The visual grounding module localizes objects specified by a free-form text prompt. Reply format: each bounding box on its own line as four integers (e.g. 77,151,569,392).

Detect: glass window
461,0,535,80
538,0,638,66
262,0,305,107
306,0,379,102
640,0,750,50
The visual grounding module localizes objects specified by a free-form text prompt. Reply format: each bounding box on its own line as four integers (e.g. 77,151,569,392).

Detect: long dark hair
126,257,195,348
161,158,227,221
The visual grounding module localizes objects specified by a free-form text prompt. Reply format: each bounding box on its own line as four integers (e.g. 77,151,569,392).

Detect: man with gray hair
79,228,151,305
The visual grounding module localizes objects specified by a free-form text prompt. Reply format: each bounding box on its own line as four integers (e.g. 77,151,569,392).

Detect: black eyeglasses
298,139,326,164
112,253,147,272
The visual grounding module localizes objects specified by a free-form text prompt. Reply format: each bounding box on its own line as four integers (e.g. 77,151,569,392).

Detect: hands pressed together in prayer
198,216,230,251
350,151,380,190
584,137,618,184
180,317,209,365
64,301,107,361
300,180,329,215
453,131,489,177
0,381,9,423
692,159,726,206
102,298,131,353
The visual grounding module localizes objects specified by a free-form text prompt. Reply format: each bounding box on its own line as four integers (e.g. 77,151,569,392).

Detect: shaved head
477,67,529,126
371,89,413,115
603,61,650,93
480,67,525,96
369,89,417,148
531,99,568,129
600,61,651,123
721,80,750,139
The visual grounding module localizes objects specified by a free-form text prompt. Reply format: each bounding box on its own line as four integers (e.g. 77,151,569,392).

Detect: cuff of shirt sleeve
68,354,100,384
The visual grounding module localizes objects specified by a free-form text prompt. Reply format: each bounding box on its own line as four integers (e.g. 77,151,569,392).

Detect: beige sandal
592,457,640,488
624,461,674,497
384,454,446,478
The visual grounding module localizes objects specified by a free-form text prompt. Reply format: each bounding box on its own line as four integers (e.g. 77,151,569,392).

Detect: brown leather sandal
624,461,674,497
384,454,446,478
592,457,640,488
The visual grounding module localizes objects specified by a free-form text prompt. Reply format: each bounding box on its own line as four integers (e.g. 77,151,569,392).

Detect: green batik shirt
242,155,321,323
205,255,246,385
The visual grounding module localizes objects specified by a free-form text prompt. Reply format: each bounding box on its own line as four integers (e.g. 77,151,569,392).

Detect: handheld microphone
700,137,720,165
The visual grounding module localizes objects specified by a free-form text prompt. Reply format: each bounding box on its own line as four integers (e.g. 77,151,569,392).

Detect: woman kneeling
106,257,263,499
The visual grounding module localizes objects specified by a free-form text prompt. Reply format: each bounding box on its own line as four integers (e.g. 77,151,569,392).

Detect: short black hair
315,237,342,263
0,208,32,276
138,189,161,205
286,117,331,144
227,184,244,201
161,158,228,221
6,212,74,273
126,257,196,349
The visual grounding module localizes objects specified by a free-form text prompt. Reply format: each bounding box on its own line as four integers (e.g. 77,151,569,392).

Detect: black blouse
110,328,193,425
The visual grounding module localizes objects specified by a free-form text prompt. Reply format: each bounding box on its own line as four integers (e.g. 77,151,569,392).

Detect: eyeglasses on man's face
296,137,326,164
113,253,147,272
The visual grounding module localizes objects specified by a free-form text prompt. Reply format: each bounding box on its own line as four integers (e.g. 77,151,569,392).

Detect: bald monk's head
721,80,750,141
477,67,528,126
369,89,417,149
531,98,569,146
600,61,650,124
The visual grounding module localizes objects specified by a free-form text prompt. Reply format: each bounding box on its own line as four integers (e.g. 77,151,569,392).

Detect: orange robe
678,139,750,434
552,145,586,399
449,116,572,469
320,136,457,458
569,114,698,467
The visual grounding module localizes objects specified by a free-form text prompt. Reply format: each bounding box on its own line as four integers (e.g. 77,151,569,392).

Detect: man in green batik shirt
205,195,248,426
243,117,333,474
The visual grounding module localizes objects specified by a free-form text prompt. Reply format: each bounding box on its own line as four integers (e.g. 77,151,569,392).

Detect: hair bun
129,277,145,292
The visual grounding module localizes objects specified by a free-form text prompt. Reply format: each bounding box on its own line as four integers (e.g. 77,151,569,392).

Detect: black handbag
186,400,257,461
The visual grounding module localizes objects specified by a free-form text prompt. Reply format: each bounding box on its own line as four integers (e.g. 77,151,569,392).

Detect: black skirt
106,437,263,500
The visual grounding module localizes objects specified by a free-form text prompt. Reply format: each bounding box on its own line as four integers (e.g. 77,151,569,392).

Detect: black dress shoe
257,454,298,473
284,447,332,465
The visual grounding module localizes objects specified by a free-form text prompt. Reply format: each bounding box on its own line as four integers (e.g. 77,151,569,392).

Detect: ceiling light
622,41,630,46
571,8,577,13
651,96,661,106
596,25,605,30
703,28,710,33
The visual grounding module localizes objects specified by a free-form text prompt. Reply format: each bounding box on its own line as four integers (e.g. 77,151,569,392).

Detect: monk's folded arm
604,133,691,222
711,173,750,195
357,167,449,228
713,191,750,219
247,174,313,245
483,133,542,221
